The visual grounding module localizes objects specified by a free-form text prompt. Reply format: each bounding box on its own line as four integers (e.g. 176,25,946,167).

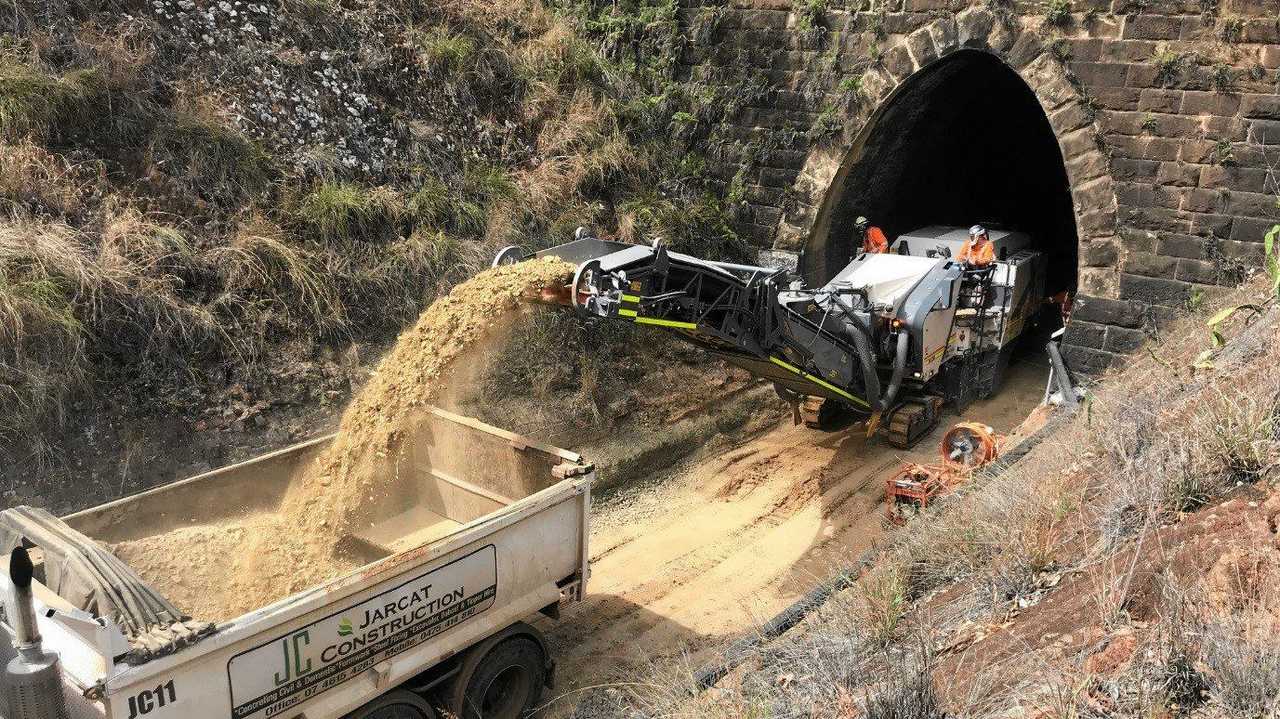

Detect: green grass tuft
295,182,402,242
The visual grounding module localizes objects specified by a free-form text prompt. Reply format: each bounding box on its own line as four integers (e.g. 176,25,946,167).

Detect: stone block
1071,61,1129,88
1071,294,1143,328
1094,87,1141,111
860,67,895,102
1200,164,1271,194
1246,119,1280,145
1242,19,1280,44
1112,158,1160,181
1116,181,1155,206
1066,150,1111,183
987,18,1016,52
1065,320,1108,350
1068,38,1104,62
1078,267,1121,297
1102,110,1145,135
1100,38,1159,64
1218,239,1265,262
881,44,915,82
1060,344,1116,376
1239,93,1280,120
1157,233,1206,259
1155,161,1199,187
753,205,783,226
1180,90,1241,116
1139,136,1183,162
1123,205,1190,233
1176,257,1221,285
1263,45,1280,70
927,17,959,56
1177,139,1217,164
1050,102,1093,135
1187,212,1234,239
1122,228,1158,253
955,6,995,48
1084,239,1120,267
1038,71,1082,112
1199,116,1247,143
1104,325,1148,353
1138,88,1183,114
1120,272,1190,307
1060,126,1100,158
1125,250,1178,278
1182,187,1227,214
1229,215,1276,243
1123,14,1183,41
1007,31,1043,69
1123,63,1162,89
1226,190,1279,218
1077,206,1119,235
884,13,932,35
905,26,938,67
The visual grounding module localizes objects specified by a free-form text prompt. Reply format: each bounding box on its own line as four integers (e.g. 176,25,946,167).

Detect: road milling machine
498,224,1050,448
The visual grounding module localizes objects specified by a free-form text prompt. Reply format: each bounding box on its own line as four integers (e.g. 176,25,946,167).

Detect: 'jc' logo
274,630,313,686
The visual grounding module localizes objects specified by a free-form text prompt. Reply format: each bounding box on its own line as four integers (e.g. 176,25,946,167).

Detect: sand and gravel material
112,258,574,622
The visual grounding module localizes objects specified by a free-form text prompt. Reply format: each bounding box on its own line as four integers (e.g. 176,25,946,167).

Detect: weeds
1152,46,1186,86
1219,16,1243,44
1210,63,1236,92
1044,0,1072,27
860,564,908,646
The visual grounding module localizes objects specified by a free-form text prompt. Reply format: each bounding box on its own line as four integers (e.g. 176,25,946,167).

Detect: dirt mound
113,258,574,621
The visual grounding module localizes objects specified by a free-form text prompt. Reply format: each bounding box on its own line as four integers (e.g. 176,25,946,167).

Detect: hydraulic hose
828,295,882,412
881,329,910,409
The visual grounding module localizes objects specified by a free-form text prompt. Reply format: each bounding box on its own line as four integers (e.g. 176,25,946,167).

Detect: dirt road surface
536,357,1049,716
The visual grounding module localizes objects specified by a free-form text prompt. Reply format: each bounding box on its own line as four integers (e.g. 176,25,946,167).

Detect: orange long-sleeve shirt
863,226,888,254
958,237,995,267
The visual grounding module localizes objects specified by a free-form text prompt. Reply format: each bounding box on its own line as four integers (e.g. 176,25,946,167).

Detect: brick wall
676,0,1279,373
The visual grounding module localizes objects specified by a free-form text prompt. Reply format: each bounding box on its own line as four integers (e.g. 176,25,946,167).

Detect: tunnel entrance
806,50,1079,299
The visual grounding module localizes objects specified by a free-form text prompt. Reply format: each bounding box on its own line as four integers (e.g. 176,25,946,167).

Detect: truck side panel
96,483,588,719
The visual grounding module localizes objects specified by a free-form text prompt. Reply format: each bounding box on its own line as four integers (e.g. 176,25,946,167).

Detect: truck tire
449,636,547,719
348,690,437,719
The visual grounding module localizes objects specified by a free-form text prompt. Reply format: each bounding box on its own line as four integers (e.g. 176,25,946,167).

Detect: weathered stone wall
678,0,1279,372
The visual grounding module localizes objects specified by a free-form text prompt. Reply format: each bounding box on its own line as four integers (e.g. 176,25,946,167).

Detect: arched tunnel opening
808,50,1079,302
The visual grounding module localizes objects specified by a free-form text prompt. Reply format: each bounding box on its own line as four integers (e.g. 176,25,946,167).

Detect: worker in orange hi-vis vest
856,216,889,254
957,224,996,267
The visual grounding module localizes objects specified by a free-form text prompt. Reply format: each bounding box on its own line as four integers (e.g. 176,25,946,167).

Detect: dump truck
495,224,1053,448
0,405,592,719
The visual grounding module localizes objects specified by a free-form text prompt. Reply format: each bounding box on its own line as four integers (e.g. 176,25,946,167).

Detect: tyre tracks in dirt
537,358,1050,716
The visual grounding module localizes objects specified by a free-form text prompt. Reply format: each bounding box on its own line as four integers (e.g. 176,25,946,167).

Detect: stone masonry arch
778,8,1122,304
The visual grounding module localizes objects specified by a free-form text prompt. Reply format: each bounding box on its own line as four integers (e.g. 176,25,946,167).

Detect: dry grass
0,140,104,218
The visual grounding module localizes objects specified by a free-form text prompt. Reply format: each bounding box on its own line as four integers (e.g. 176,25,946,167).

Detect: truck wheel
450,636,546,719
349,690,437,719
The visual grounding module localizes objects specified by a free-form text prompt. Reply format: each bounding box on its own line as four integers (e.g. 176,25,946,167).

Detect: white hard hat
855,216,868,226
969,224,987,236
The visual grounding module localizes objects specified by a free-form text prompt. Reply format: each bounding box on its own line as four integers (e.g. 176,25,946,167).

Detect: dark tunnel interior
808,50,1079,297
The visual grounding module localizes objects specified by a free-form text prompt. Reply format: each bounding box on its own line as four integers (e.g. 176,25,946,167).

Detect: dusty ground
536,356,1050,716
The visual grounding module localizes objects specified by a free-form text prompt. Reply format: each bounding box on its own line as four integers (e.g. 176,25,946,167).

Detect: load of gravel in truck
111,258,575,622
